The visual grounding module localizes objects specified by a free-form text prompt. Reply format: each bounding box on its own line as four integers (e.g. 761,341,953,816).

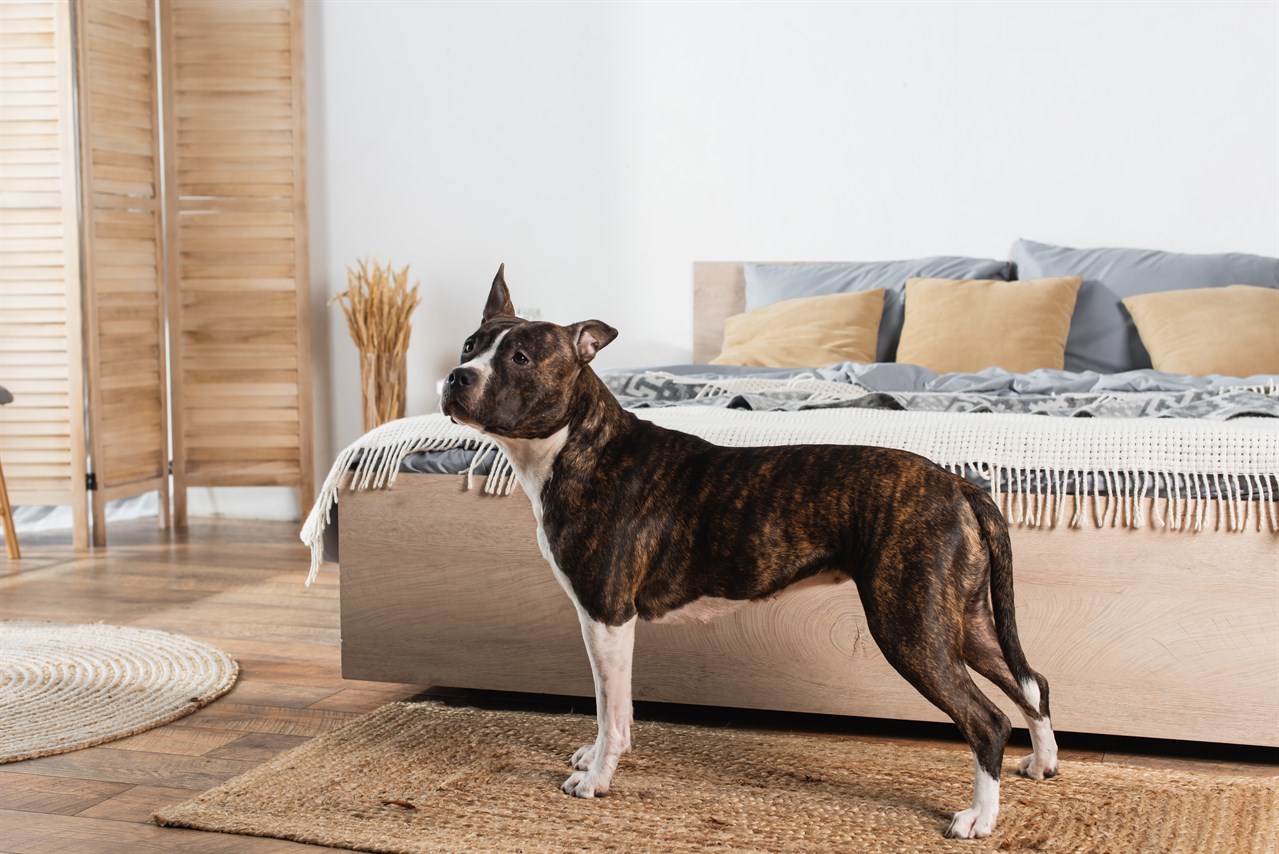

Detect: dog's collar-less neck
492,425,570,501
565,368,631,446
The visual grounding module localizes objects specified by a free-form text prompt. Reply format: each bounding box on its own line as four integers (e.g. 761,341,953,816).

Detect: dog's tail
959,479,1047,716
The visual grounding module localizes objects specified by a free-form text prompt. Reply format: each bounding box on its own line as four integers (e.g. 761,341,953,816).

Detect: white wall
308,0,1279,476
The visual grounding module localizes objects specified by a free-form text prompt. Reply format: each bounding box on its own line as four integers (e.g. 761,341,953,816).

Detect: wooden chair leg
0,455,19,559
91,488,107,549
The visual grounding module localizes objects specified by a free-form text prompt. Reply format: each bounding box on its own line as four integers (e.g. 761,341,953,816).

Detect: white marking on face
458,328,510,396
946,759,1000,839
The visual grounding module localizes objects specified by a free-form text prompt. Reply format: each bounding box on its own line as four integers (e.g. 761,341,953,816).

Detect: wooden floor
1,518,1275,853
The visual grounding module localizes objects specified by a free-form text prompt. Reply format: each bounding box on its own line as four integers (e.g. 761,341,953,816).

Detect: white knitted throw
302,398,1279,583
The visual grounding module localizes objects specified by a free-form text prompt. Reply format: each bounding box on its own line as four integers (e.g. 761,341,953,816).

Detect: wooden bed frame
337,262,1279,748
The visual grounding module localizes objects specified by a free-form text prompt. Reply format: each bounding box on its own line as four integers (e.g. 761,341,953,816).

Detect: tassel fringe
301,407,1279,585
984,465,1276,537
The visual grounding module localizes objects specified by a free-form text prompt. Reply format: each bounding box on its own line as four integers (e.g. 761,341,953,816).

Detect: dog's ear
482,263,516,323
568,320,618,364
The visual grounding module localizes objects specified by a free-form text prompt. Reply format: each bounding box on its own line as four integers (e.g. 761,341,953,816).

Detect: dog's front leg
562,614,636,798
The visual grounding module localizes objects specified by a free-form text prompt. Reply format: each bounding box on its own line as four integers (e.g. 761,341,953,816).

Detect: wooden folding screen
160,0,313,526
76,0,169,545
0,0,311,550
0,0,89,549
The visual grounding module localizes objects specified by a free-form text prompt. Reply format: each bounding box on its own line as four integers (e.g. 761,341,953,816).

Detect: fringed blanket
303,374,1279,583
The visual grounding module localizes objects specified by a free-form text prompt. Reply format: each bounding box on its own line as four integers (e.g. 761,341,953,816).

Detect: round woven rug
0,621,239,763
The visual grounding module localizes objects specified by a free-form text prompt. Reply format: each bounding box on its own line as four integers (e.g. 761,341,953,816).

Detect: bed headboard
694,261,828,362
691,262,746,363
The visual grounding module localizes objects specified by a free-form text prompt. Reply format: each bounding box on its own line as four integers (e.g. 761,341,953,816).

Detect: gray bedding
605,363,1279,419
401,362,1278,479
321,363,1276,565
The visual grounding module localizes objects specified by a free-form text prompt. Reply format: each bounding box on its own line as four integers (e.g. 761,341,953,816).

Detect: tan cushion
711,290,884,368
896,276,1082,373
1122,285,1279,377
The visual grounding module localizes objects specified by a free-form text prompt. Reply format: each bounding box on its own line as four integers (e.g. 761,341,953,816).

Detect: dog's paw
570,743,596,771
561,770,609,798
945,807,996,839
1018,753,1059,781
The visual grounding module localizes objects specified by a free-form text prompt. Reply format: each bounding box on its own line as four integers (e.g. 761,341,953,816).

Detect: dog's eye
462,339,474,354
512,352,530,365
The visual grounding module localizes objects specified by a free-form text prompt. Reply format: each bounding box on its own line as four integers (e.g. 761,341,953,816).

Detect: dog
440,266,1059,839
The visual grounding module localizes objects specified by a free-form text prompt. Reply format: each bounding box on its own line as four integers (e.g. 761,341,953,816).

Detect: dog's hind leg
958,479,1059,781
964,602,1058,780
962,601,1059,781
865,618,1011,839
931,671,1010,839
1015,681,1059,781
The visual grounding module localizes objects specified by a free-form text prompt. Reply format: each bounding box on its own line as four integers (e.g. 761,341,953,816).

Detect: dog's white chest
493,427,569,574
494,427,568,522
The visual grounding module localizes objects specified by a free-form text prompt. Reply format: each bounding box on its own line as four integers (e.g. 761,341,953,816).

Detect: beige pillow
711,290,884,368
1122,285,1279,377
896,276,1082,373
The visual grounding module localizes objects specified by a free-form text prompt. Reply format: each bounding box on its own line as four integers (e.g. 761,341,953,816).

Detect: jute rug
0,621,239,763
153,701,1278,853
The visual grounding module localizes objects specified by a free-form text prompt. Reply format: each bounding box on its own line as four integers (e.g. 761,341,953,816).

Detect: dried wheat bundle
330,258,422,430
329,258,421,355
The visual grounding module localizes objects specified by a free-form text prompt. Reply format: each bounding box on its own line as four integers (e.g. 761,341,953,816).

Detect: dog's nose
446,368,474,388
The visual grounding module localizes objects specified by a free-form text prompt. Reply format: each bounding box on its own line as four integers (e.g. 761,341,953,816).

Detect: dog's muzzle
441,368,480,424
446,367,476,390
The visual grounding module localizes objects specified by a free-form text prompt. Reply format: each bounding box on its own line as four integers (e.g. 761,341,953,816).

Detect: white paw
561,770,610,798
1018,753,1059,780
570,743,596,771
945,806,996,839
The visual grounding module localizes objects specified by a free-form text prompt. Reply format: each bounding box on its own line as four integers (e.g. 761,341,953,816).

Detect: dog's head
440,265,617,439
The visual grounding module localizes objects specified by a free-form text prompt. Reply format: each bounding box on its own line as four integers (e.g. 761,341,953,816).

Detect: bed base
338,473,1278,747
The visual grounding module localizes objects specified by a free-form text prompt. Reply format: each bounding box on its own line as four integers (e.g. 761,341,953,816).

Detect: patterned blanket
303,368,1279,582
605,371,1279,420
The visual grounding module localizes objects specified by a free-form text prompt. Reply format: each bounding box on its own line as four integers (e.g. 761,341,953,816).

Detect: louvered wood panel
161,0,313,525
0,0,89,549
76,0,169,546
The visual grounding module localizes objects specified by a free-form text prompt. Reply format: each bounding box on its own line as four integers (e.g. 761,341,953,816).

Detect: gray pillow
744,257,1012,363
1012,239,1279,374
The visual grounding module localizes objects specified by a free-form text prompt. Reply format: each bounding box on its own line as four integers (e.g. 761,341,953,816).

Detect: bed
314,252,1279,748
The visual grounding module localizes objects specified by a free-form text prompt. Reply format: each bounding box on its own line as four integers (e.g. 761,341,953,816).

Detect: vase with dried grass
330,259,422,432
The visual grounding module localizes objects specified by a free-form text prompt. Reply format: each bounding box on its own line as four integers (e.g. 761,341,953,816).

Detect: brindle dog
441,266,1059,839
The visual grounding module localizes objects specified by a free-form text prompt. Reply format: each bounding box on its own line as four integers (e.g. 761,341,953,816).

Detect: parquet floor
1,519,1275,853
